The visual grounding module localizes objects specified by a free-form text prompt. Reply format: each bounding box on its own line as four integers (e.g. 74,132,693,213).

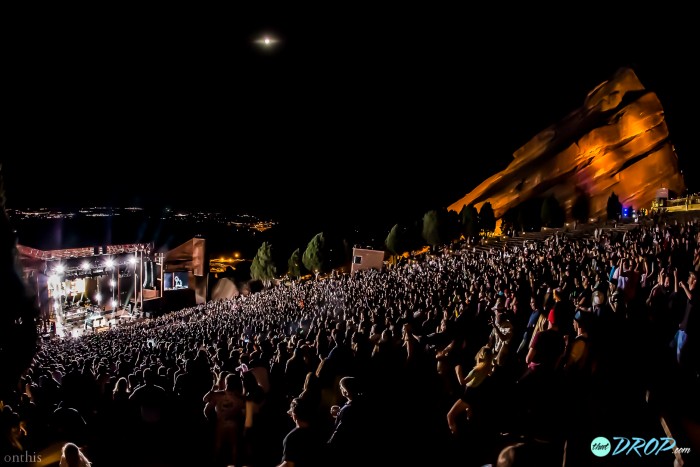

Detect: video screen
164,271,188,290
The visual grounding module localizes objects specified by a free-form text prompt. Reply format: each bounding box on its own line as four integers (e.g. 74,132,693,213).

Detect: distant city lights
8,207,274,232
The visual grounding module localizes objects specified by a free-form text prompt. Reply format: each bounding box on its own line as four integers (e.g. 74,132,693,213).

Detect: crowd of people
1,217,698,466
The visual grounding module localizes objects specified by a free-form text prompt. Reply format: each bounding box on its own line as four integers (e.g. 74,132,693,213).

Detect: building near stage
351,247,386,274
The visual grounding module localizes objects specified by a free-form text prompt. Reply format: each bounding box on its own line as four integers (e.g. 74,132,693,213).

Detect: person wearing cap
564,311,592,375
488,299,514,369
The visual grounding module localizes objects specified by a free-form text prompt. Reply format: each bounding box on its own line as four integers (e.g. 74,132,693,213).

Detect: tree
516,206,528,232
250,241,277,287
407,220,425,253
517,198,543,232
479,202,496,233
541,195,565,228
385,224,403,256
606,191,622,222
324,231,349,272
386,221,424,257
422,208,460,248
422,210,442,249
501,206,519,234
287,248,301,279
444,209,462,244
572,190,591,224
302,232,326,279
459,204,480,239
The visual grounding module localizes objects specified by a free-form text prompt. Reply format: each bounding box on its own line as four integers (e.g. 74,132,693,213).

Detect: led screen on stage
164,271,188,290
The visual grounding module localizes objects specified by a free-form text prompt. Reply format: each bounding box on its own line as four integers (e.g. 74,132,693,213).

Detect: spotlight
81,261,90,270
55,264,65,274
105,259,115,268
129,257,137,265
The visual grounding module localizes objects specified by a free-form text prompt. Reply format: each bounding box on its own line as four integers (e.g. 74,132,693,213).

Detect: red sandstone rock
448,67,685,222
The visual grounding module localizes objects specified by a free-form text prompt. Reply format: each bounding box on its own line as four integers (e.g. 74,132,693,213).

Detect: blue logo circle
591,437,611,457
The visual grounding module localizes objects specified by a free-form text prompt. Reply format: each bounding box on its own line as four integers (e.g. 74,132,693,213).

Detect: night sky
2,7,696,234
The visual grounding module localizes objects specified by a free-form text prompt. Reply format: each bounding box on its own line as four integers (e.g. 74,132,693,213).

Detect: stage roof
17,243,153,261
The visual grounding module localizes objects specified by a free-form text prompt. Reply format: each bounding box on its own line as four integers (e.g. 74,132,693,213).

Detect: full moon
254,35,279,49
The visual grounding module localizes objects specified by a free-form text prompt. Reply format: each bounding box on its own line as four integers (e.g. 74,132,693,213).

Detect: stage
18,238,208,338
52,304,141,338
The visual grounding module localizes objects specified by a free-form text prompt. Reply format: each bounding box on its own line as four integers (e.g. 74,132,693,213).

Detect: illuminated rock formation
448,67,686,223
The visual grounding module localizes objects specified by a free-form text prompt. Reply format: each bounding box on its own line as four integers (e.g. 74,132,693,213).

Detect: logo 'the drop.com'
590,436,679,457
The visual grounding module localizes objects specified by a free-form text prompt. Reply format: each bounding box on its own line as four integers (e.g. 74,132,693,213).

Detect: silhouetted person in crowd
128,367,168,459
327,376,369,467
204,372,246,467
59,441,92,467
677,271,698,376
278,396,326,467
